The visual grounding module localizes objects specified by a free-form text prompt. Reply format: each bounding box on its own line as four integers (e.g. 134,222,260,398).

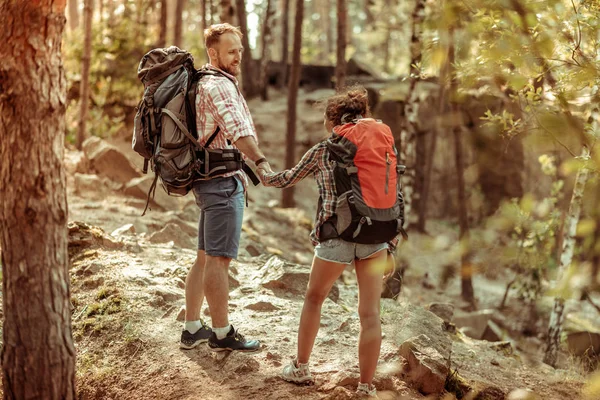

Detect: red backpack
324,118,407,244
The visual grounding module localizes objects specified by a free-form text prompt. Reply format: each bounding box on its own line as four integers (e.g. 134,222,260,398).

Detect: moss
445,369,472,399
95,286,118,301
86,295,123,317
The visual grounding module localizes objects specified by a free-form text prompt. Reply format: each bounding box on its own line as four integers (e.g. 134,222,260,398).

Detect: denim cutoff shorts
192,175,244,259
314,238,388,265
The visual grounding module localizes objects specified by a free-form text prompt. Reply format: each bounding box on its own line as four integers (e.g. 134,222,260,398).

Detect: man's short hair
204,23,243,49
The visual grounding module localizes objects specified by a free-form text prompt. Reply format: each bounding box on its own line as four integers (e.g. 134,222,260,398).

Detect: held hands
255,160,273,185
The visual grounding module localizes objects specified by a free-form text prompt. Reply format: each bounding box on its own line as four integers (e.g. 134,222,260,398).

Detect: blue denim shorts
314,238,388,265
192,176,244,259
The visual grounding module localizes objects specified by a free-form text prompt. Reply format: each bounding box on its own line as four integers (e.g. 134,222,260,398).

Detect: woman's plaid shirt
263,141,334,246
263,140,402,250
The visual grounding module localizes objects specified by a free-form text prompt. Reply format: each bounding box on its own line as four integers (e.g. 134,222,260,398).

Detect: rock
111,224,136,237
474,386,505,400
74,173,107,195
566,331,600,358
399,334,449,395
152,285,183,303
165,217,198,238
245,244,262,257
148,223,194,249
64,150,91,175
481,320,504,342
330,370,359,387
382,300,451,396
428,302,455,323
453,309,495,339
245,301,280,312
260,256,339,302
489,341,513,356
82,136,141,185
321,386,354,400
234,357,260,374
124,176,180,211
68,221,123,251
506,388,541,400
176,306,186,322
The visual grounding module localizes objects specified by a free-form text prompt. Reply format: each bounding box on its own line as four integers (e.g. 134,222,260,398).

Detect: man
180,23,272,352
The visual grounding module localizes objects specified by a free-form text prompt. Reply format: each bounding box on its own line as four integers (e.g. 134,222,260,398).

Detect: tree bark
282,0,304,208
209,0,214,25
260,0,275,100
67,0,80,31
77,0,94,150
219,0,234,24
278,0,290,88
447,26,474,304
543,147,591,367
158,0,168,47
0,1,76,398
174,0,186,48
201,0,208,32
235,0,257,98
335,0,347,91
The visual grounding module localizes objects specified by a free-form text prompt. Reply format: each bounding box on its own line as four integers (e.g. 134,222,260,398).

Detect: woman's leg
355,249,387,384
296,256,347,364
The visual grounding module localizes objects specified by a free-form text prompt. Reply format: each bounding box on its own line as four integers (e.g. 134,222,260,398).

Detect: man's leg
184,250,206,322
202,255,232,328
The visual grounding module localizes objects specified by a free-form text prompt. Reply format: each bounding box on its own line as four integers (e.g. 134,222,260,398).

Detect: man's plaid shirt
263,139,402,250
195,64,258,188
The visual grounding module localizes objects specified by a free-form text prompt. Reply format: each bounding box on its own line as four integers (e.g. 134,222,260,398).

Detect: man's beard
217,55,239,77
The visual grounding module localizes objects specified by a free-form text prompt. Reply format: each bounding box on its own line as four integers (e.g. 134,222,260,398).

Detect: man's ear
207,47,217,60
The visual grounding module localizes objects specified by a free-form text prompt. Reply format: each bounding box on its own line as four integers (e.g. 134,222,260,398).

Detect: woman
261,87,402,397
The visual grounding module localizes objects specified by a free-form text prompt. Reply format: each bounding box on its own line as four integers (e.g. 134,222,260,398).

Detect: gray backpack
132,47,255,214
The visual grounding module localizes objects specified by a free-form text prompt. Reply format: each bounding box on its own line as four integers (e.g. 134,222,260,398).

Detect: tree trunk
325,0,334,56
99,0,104,22
278,0,291,88
543,147,591,367
158,0,168,47
209,0,215,25
404,0,428,232
282,0,304,208
335,0,347,91
67,0,80,31
174,0,186,48
0,2,76,398
448,27,474,304
77,0,94,150
201,0,208,32
364,0,374,25
260,0,275,100
219,0,234,24
235,0,257,98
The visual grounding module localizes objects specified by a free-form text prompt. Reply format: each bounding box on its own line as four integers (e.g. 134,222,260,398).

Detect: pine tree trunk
260,0,275,100
448,27,474,304
77,0,94,150
201,0,207,32
235,0,257,98
404,0,427,232
364,0,374,25
158,0,168,47
278,0,291,88
67,0,80,31
543,147,591,367
174,0,185,47
282,0,304,208
0,2,76,398
209,0,214,24
219,0,234,24
335,0,347,91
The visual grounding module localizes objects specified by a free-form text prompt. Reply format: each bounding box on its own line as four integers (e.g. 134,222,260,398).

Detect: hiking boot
356,382,377,397
180,324,212,350
207,326,260,352
281,359,314,385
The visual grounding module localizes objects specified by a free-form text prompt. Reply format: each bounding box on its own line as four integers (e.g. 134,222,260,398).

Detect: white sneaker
356,382,377,397
281,359,314,384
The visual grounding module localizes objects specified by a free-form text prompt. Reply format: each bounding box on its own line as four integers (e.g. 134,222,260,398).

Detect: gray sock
213,325,231,340
184,320,202,334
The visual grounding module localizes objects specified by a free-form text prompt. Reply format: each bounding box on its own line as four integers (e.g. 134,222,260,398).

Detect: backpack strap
204,126,221,148
161,108,203,149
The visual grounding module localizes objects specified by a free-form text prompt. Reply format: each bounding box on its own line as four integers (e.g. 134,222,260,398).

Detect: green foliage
482,155,565,301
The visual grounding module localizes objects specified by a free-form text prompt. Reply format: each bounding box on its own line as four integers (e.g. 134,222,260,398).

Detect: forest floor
51,89,597,399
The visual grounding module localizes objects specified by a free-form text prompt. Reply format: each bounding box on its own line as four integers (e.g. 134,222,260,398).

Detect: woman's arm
262,143,323,188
